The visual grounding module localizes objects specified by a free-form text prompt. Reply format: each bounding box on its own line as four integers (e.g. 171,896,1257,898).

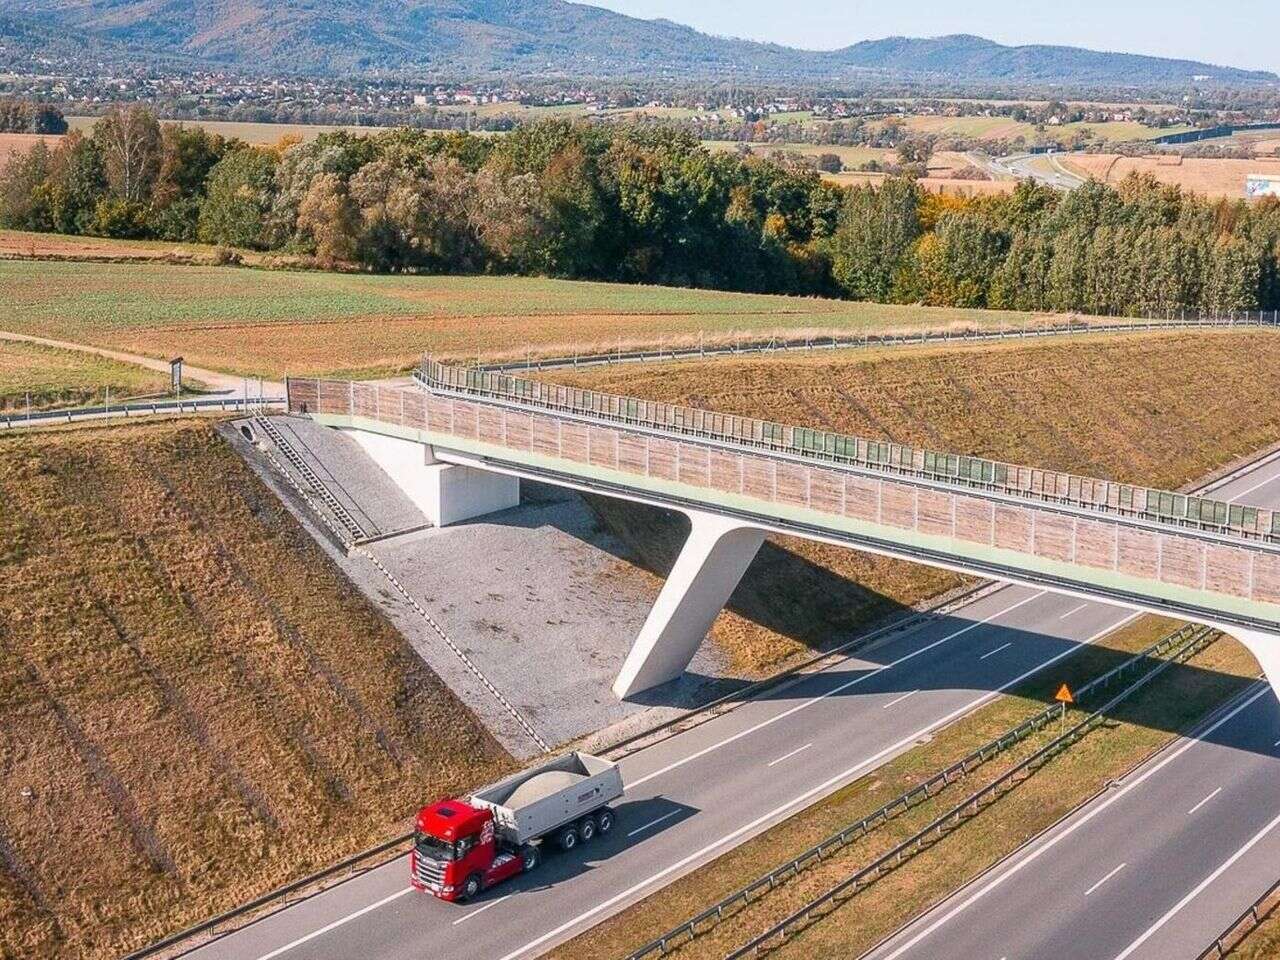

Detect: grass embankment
1232,912,1280,958
558,330,1280,675
0,420,513,960
0,257,1048,379
548,621,1260,960
0,339,173,411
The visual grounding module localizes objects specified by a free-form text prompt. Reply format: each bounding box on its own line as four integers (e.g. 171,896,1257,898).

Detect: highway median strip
727,626,1219,959
617,621,1220,960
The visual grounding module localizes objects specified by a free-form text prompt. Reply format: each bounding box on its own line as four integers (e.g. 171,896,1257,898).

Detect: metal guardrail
722,625,1221,960
475,311,1280,374
1195,874,1280,960
0,395,285,430
418,342,1280,547
624,623,1215,960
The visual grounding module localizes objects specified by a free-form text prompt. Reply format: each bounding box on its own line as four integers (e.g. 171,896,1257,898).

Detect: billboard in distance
1247,175,1280,198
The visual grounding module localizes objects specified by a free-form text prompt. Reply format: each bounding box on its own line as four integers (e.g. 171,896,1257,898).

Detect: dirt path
0,330,284,395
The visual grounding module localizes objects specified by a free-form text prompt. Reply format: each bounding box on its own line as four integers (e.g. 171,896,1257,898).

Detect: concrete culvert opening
240,424,256,443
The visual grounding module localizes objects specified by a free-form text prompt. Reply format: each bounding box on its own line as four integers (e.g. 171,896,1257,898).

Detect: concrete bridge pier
341,429,520,528
613,512,766,699
1224,627,1280,702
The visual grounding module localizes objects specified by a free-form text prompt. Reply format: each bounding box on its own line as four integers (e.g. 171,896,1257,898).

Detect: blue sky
588,1,1278,73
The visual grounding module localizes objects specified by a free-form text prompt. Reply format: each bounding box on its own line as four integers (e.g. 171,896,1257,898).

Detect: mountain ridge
2,0,1274,85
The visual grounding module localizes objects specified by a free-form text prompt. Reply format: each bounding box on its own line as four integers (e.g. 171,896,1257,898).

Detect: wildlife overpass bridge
287,360,1280,699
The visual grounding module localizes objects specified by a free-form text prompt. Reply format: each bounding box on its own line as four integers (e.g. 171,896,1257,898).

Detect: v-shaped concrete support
613,512,766,699
1223,626,1280,703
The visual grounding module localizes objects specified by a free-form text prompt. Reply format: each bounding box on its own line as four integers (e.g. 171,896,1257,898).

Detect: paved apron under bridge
286,361,1280,699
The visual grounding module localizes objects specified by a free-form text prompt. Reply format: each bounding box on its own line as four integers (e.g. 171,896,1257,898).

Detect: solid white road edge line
453,894,514,926
253,886,413,960
1084,863,1126,897
495,610,1140,960
872,682,1272,960
628,590,1049,790
626,811,679,838
1112,806,1280,959
979,642,1013,660
1187,787,1223,816
767,743,813,767
1227,471,1280,504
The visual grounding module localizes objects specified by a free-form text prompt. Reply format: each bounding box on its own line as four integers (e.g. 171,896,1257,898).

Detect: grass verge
0,339,173,412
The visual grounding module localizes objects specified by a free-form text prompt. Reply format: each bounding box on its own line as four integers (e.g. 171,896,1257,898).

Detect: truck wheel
521,843,539,872
596,808,615,835
461,873,482,901
578,817,596,843
557,825,579,851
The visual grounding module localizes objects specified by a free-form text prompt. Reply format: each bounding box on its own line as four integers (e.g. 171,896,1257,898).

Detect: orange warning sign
1055,684,1075,704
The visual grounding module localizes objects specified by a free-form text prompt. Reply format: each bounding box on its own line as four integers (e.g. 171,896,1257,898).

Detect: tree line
0,99,67,134
1,105,1278,313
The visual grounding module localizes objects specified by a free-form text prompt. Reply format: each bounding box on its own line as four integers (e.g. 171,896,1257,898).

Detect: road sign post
1055,683,1075,733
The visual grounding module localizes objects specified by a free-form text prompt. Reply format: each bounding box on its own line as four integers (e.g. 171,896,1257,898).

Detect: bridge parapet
415,358,1280,546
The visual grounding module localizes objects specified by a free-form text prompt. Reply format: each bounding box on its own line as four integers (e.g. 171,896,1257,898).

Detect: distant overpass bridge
287,360,1280,700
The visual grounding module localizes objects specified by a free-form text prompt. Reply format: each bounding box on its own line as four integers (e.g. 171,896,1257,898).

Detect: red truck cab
410,799,530,902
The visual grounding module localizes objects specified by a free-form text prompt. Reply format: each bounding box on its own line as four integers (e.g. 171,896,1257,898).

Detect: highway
987,152,1086,191
186,448,1280,960
865,457,1280,960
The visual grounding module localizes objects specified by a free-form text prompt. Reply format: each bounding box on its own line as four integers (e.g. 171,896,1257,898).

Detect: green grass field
0,258,1040,378
0,339,173,411
885,115,1194,145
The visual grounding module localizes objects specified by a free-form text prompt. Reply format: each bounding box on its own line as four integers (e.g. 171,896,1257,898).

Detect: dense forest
2,105,1278,313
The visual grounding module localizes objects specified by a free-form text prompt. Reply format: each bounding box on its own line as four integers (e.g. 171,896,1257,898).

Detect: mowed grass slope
557,331,1280,672
0,258,1036,378
0,420,513,959
0,339,172,411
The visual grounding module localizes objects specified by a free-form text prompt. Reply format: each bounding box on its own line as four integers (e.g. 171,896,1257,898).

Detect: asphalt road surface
188,449,1280,960
989,152,1086,191
865,454,1280,960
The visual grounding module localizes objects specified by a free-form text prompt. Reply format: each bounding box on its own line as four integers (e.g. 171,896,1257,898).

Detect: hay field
65,116,387,145
0,420,512,959
0,339,171,411
1065,153,1280,198
557,330,1280,672
0,259,1037,378
0,133,62,169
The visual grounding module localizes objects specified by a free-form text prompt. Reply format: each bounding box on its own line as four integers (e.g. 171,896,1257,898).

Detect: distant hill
2,0,1275,85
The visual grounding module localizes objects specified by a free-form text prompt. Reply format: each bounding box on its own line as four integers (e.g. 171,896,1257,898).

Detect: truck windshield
414,831,457,862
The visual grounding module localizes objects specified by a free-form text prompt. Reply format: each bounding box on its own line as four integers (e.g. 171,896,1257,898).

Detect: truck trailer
411,751,624,902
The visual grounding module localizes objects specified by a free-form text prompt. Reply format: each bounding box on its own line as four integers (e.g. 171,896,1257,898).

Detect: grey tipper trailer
469,751,623,849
